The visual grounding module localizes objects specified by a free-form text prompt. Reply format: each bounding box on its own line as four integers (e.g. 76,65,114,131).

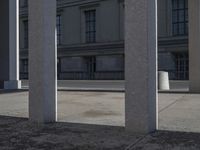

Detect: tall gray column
29,0,57,123
189,0,200,93
0,0,21,89
125,0,158,133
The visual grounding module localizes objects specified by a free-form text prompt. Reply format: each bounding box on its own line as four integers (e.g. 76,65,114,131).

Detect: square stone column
29,0,57,123
0,0,21,89
189,0,200,93
125,0,158,133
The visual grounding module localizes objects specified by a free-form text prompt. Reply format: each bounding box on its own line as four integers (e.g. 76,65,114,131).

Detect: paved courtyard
0,90,200,133
21,80,189,92
1,90,200,149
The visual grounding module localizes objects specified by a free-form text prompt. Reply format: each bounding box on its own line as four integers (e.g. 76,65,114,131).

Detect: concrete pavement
21,80,189,92
22,80,125,91
1,91,200,149
0,91,200,132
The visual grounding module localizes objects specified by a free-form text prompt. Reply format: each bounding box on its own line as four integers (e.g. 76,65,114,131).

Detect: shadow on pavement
0,89,27,95
0,115,140,150
1,115,200,150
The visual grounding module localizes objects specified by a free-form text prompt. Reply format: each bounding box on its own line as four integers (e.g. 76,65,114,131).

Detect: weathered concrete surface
0,91,125,126
0,0,21,89
0,92,200,149
159,93,200,133
0,116,141,150
130,131,200,150
21,80,189,92
189,0,200,93
29,0,57,123
125,0,157,133
0,91,200,133
1,116,200,149
22,80,125,91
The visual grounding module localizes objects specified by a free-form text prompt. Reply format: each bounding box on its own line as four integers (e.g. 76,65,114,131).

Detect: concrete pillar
29,0,57,123
0,0,21,89
125,0,158,133
189,0,200,93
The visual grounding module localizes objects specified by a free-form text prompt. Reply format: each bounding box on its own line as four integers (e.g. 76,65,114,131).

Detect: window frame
172,0,188,36
84,9,96,43
23,20,28,48
56,15,62,45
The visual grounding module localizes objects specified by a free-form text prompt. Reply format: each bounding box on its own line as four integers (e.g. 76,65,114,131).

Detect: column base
4,80,21,89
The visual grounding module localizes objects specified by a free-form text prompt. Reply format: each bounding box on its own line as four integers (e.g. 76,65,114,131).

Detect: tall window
57,15,62,45
23,20,28,48
174,53,189,80
172,0,188,36
23,16,61,47
23,0,28,7
85,10,96,43
20,59,28,79
22,59,28,73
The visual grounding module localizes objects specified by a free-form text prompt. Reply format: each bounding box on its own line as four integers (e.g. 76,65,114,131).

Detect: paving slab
0,91,200,149
129,131,200,150
21,80,189,92
159,94,200,132
1,91,200,132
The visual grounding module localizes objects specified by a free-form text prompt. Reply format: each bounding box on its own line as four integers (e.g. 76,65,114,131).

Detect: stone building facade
158,0,188,80
19,0,188,80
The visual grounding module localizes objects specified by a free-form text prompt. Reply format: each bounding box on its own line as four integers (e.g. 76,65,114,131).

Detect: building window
23,0,28,7
22,59,28,73
57,15,62,45
85,10,96,43
23,16,61,47
174,53,189,80
20,59,28,79
172,0,188,36
23,20,28,48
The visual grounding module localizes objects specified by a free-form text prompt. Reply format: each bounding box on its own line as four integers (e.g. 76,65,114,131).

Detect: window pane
178,10,185,22
172,0,178,9
178,0,184,9
179,23,184,34
56,15,62,45
24,20,28,48
85,10,96,43
172,0,188,36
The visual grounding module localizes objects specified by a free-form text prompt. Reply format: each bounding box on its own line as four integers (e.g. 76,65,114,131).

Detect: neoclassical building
158,0,188,80
19,0,125,80
1,0,200,134
19,0,189,80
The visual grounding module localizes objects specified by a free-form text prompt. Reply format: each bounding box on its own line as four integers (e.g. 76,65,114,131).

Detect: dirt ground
1,116,200,150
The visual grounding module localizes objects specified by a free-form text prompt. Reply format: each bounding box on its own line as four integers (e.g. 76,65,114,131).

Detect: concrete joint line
159,95,186,113
125,135,148,150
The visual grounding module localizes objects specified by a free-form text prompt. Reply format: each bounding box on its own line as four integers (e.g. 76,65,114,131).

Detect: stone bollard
158,71,170,90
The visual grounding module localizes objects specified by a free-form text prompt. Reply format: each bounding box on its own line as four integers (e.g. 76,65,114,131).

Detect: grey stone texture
18,0,190,81
0,0,10,88
189,0,200,93
125,0,158,133
1,90,200,132
4,80,21,90
0,0,21,89
28,0,57,123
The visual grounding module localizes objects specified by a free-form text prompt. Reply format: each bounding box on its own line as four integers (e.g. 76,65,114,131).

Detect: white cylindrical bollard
158,71,170,90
